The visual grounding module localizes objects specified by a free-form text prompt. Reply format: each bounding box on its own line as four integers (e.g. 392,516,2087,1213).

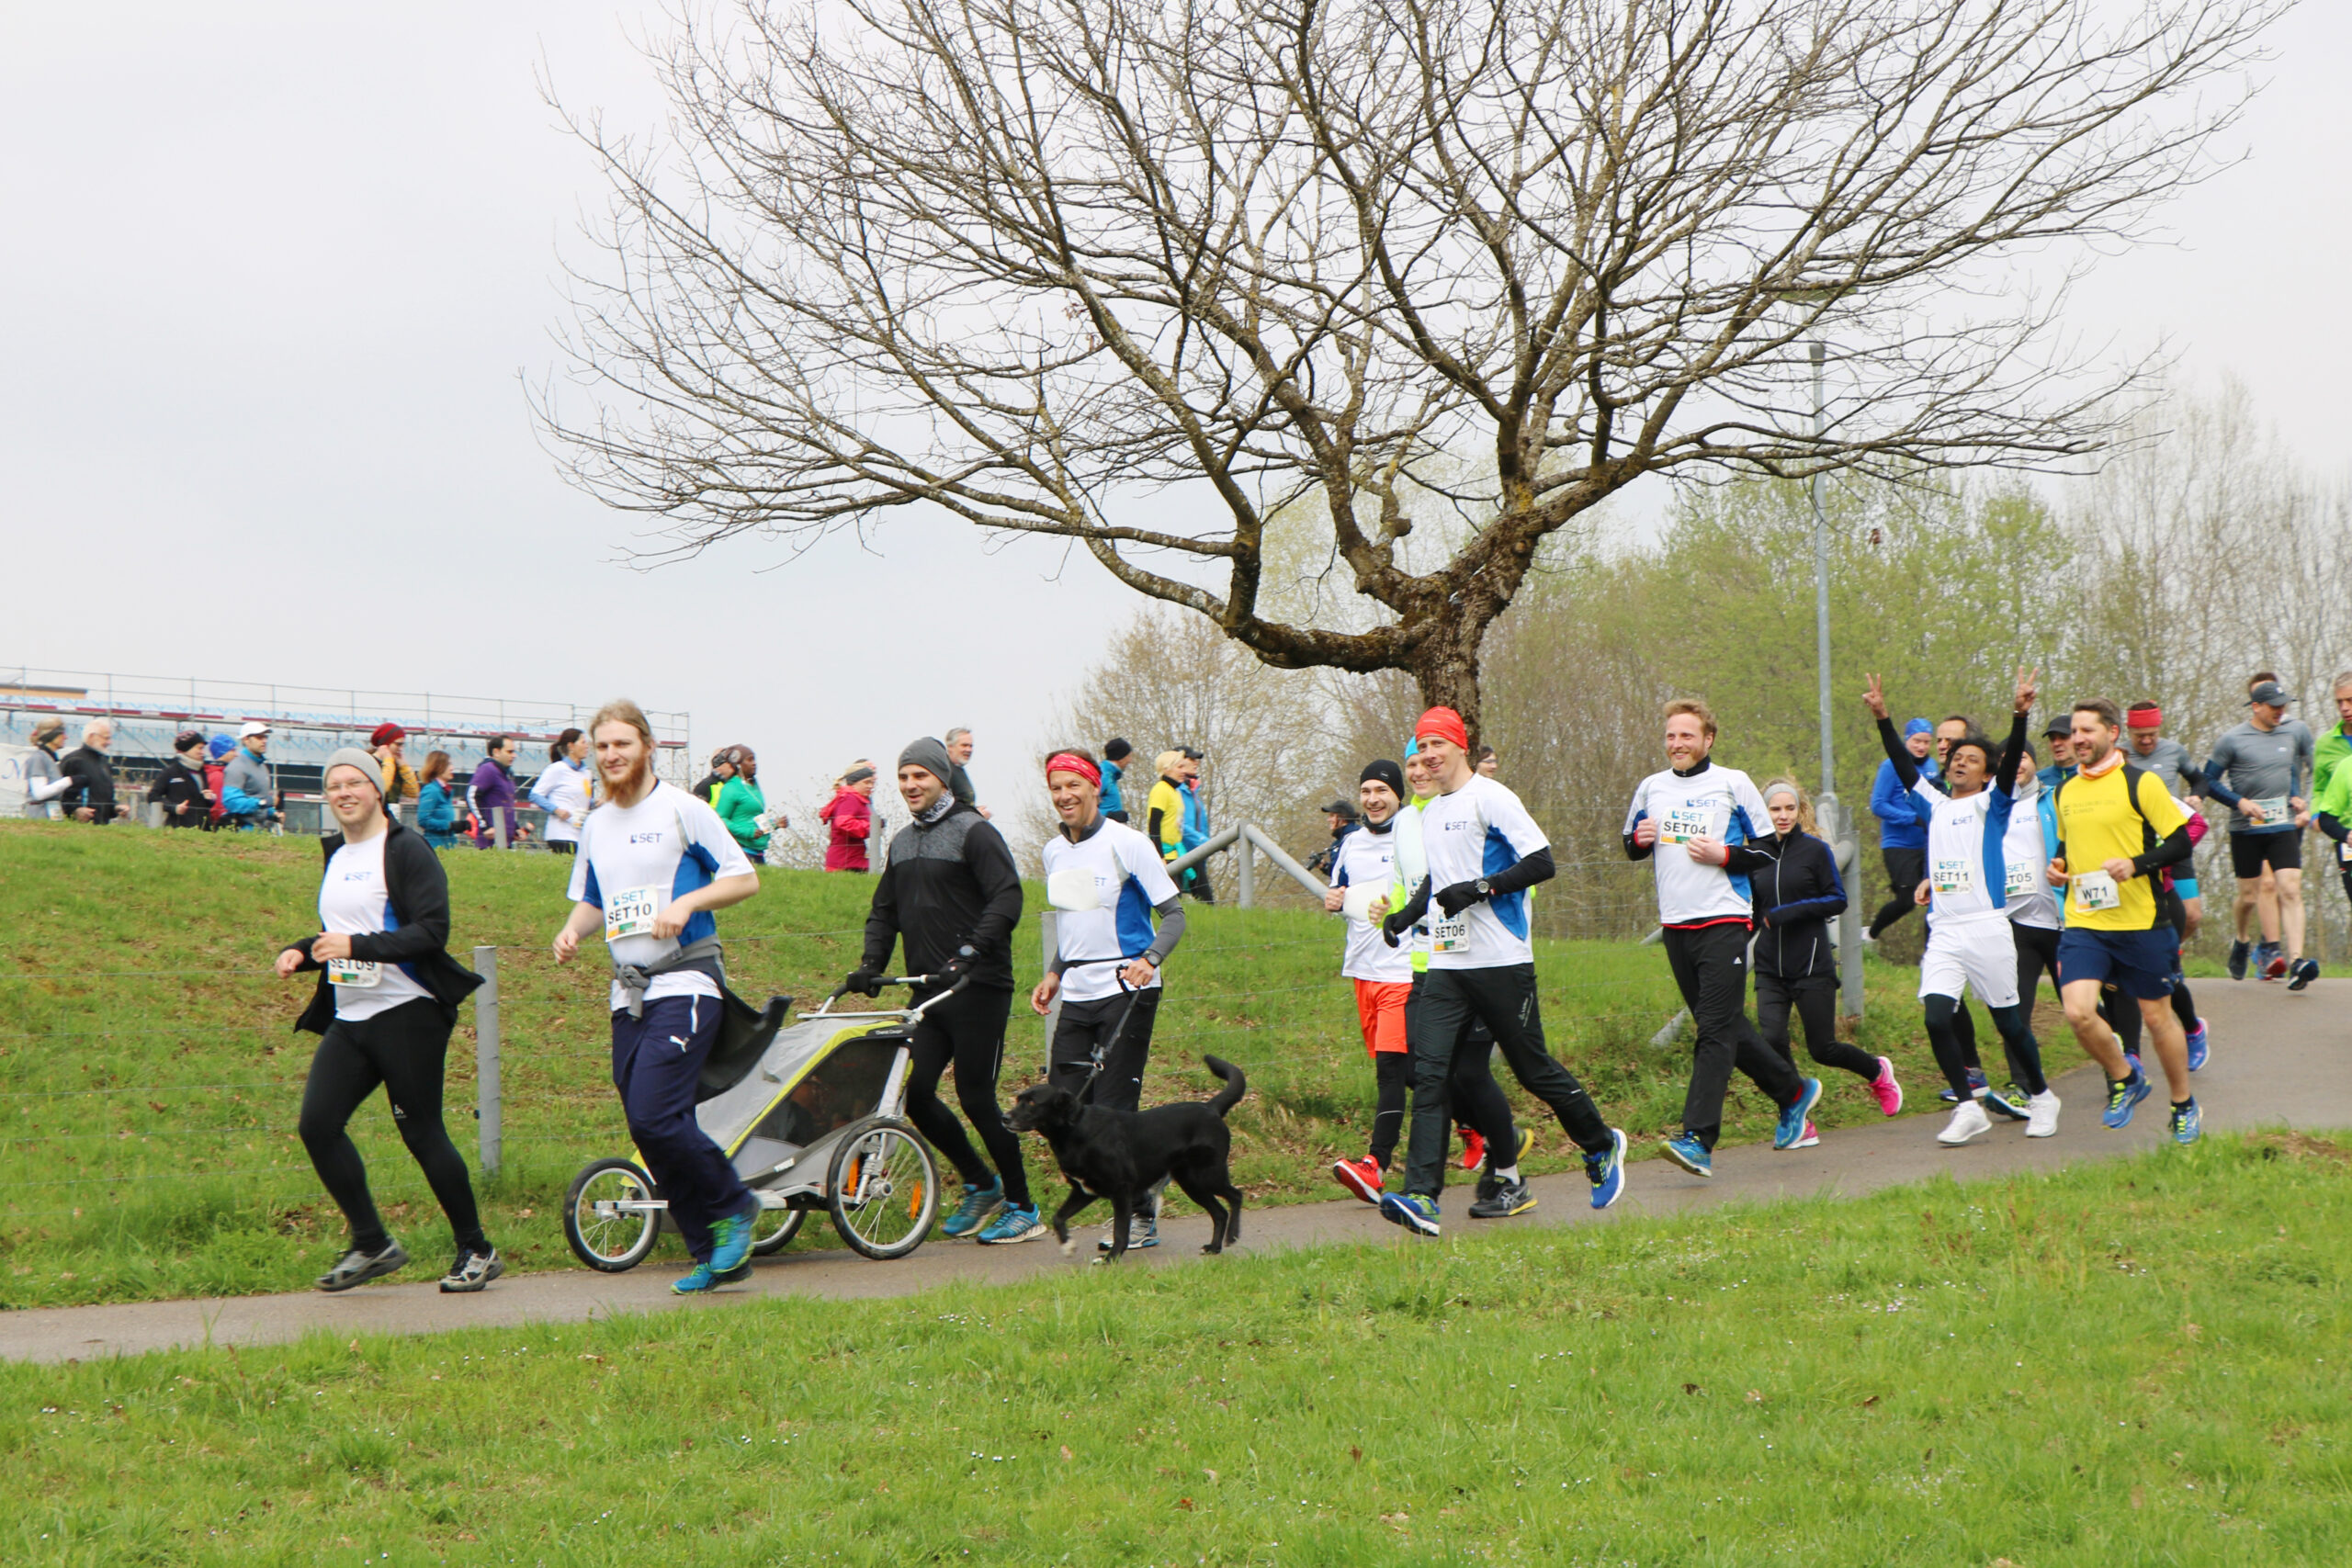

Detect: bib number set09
327,959,381,988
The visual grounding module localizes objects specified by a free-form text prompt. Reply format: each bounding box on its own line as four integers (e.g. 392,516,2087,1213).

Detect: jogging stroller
562,976,960,1269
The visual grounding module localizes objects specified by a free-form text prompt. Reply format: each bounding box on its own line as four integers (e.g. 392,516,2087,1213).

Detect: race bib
604,886,661,940
1046,868,1102,911
327,959,380,988
2245,796,2289,828
2339,839,2351,864
2073,869,2120,913
1430,913,1470,953
1341,885,1381,921
2004,860,2039,899
753,810,782,835
1932,859,1972,895
1657,803,1722,846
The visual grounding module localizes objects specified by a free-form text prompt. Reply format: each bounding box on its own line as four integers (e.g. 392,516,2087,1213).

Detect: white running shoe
1937,1098,1993,1145
2025,1090,2061,1139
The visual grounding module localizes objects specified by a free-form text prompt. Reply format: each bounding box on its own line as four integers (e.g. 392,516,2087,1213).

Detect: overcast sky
4,4,2344,814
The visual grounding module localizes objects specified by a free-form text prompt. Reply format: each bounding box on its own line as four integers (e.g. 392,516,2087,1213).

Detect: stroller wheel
750,1204,806,1257
565,1157,662,1271
826,1117,939,1260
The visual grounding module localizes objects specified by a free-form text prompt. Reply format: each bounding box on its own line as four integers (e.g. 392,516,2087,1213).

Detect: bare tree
545,0,2279,729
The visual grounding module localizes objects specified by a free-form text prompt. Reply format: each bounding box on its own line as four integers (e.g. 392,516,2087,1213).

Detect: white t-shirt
1624,763,1772,926
2003,777,2061,931
568,781,753,1012
317,832,435,1021
1042,817,1179,1005
1330,822,1413,984
1418,774,1548,970
531,758,594,844
1914,777,2019,922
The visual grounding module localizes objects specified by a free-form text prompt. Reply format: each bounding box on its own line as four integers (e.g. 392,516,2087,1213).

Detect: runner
529,728,594,855
2037,718,2075,794
2124,703,2202,799
1866,717,1935,942
275,748,499,1293
1379,707,1626,1235
2005,740,2065,1023
551,701,764,1293
2045,698,2199,1144
1866,671,2056,1143
2315,671,2352,803
1625,699,1821,1178
1742,778,1902,1130
2312,743,2352,934
852,737,1037,1244
1033,746,1189,1250
2201,679,2316,987
1323,761,1420,1197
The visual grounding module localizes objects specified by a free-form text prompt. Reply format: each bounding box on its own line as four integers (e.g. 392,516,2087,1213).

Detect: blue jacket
1181,780,1209,851
417,780,460,844
1869,756,1934,850
1101,760,1125,818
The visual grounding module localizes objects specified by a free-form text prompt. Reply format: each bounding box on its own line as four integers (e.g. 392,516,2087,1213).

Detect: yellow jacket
1145,776,1188,861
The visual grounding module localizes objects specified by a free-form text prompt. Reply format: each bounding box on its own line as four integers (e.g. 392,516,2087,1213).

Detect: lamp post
1810,338,1832,797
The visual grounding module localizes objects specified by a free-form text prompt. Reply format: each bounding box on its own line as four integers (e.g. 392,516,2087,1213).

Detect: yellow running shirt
2052,763,2188,932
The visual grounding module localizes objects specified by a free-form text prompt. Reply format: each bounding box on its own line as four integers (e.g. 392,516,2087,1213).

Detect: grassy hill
2,1134,2346,1564
5,819,1951,1307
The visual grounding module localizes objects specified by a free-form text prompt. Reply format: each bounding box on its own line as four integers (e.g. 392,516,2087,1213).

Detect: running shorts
1354,978,1411,1055
2230,829,2301,878
1918,912,2020,1009
2056,924,2179,1001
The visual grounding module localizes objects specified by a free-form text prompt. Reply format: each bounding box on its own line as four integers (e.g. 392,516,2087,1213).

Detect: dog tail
1203,1055,1246,1118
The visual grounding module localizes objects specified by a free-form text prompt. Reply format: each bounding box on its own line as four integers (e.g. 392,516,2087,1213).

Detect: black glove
1380,908,1414,945
942,944,978,981
844,967,884,998
1435,880,1487,918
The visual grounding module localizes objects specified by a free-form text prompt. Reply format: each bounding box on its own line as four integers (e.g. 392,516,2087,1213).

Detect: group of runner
271,671,2334,1288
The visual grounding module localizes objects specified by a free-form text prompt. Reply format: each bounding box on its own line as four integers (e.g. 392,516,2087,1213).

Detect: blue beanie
207,735,235,760
1903,717,1933,739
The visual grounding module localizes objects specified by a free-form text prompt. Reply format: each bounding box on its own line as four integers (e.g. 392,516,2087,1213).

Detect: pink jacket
820,786,873,872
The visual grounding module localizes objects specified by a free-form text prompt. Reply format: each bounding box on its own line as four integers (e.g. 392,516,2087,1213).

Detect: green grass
6,820,1954,1307
3,1134,2346,1564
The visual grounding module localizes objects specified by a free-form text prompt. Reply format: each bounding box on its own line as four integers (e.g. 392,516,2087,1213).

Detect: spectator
1865,716,1935,942
691,749,735,806
416,750,462,848
1180,747,1214,903
1474,744,1499,777
19,717,72,820
529,728,594,856
1306,796,1361,876
59,720,120,824
1146,749,1189,872
944,726,990,817
713,745,777,859
821,765,877,870
204,736,234,826
1100,737,1133,823
469,737,525,848
153,729,214,828
369,723,419,805
224,722,279,829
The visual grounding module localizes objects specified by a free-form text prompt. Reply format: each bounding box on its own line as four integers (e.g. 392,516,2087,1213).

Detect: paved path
6,977,2345,1366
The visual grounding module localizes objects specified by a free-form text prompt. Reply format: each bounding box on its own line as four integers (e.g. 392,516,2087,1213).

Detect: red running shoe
1332,1156,1385,1205
1458,1128,1487,1171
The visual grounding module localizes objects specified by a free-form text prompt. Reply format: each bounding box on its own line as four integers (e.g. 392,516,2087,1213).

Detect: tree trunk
1408,626,1487,748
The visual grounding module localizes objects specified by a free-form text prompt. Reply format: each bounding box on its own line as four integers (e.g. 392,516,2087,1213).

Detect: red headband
1413,706,1469,751
2126,704,2162,727
1044,752,1101,789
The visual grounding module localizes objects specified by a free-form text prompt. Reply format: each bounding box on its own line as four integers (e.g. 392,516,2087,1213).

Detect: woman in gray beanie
274,749,498,1293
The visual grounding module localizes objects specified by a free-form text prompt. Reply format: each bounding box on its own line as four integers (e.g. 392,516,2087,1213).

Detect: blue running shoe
1982,1084,2031,1122
2101,1069,2152,1130
1586,1128,1629,1211
707,1211,754,1275
1774,1078,1823,1150
1661,1133,1713,1178
941,1179,1004,1238
2288,959,2319,992
2227,940,2250,981
2186,1019,2210,1072
1378,1191,1442,1237
672,1262,721,1295
975,1202,1047,1245
1939,1066,1989,1105
2169,1098,2201,1145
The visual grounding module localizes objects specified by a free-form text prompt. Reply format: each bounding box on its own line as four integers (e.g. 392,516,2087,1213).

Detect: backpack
2055,761,2187,928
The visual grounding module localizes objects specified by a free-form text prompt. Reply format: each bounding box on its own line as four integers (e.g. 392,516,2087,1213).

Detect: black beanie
1102,737,1133,762
1359,759,1405,799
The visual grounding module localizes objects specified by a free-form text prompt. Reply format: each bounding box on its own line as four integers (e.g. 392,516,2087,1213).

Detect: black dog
1007,1055,1247,1261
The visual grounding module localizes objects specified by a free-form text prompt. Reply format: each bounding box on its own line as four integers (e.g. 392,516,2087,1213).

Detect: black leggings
907,985,1029,1208
1661,923,1803,1150
1753,974,1881,1082
2103,979,2199,1054
1925,993,2045,1099
1374,983,1509,1171
298,997,486,1257
2013,921,2062,1009
1870,848,1926,939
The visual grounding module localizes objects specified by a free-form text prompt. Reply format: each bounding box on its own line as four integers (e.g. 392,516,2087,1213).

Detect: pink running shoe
1793,1120,1820,1148
1870,1057,1904,1116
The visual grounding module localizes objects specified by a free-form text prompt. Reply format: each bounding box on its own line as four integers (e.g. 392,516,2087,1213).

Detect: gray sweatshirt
2200,720,2312,833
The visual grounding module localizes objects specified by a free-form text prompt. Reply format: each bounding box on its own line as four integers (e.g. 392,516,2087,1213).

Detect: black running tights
1923,993,2045,1100
906,984,1030,1208
1753,975,1882,1083
299,998,487,1257
2104,978,2198,1054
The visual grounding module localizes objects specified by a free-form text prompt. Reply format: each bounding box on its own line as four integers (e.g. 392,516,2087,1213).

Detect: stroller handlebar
814,971,972,1020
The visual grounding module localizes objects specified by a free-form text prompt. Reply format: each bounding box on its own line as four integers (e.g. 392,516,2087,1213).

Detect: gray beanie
322,747,386,796
898,736,955,786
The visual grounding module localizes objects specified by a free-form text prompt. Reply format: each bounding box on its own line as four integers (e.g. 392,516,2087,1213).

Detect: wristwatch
1474,878,1491,897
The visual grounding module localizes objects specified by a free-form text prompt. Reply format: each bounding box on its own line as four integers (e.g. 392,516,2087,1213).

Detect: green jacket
715,775,770,856
2315,722,2351,803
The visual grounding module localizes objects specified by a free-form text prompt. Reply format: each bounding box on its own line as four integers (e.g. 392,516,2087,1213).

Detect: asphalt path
5,976,2344,1366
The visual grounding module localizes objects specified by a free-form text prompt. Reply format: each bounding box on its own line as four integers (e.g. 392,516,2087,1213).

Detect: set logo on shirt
628,831,665,846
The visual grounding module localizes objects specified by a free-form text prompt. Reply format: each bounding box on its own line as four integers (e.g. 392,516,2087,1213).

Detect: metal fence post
473,945,502,1174
1235,830,1254,908
1819,792,1867,1021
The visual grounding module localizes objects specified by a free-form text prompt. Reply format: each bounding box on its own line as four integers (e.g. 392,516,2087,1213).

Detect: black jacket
154,757,212,827
1725,828,1846,982
58,745,117,822
861,802,1023,991
284,819,484,1034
